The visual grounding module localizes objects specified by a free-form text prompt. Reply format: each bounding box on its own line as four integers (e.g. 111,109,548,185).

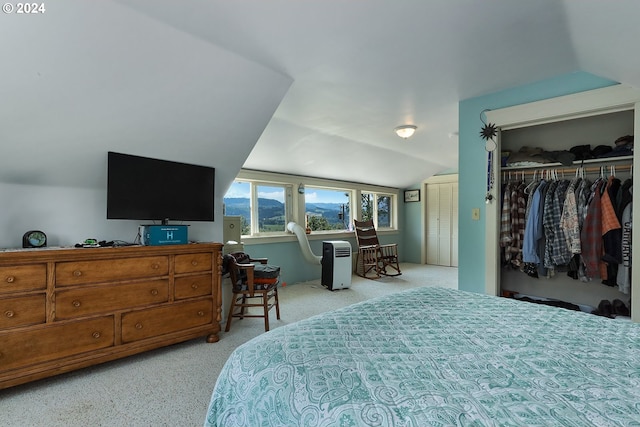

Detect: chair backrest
354,219,380,247
223,252,251,287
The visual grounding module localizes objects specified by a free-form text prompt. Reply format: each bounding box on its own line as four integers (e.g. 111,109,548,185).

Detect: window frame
303,185,353,233
251,181,290,235
224,169,400,242
360,191,395,229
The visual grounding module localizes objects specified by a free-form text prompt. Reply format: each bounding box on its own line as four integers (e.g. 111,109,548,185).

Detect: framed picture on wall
404,189,420,203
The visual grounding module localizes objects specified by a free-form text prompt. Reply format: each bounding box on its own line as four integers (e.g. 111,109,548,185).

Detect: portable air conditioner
321,240,352,290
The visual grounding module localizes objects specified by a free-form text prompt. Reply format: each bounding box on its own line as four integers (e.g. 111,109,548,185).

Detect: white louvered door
426,181,458,266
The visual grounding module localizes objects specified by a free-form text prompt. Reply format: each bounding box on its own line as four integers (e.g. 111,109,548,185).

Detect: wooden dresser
0,243,222,389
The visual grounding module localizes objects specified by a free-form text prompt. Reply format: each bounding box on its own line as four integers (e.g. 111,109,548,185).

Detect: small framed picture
404,189,420,203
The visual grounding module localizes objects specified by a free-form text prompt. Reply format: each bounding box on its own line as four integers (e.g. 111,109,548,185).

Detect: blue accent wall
243,230,402,286
403,182,424,264
243,239,325,286
458,72,617,294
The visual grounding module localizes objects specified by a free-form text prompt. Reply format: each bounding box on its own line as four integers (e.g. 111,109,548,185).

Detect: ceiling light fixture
394,125,417,139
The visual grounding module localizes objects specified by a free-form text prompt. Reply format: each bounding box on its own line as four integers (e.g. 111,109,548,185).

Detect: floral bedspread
205,287,640,426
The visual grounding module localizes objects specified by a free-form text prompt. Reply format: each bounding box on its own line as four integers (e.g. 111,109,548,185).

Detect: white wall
0,182,221,248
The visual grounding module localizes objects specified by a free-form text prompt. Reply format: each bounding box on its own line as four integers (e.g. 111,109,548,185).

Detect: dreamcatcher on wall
480,109,497,203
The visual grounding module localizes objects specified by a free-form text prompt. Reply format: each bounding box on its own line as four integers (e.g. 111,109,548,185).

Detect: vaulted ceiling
2,0,639,190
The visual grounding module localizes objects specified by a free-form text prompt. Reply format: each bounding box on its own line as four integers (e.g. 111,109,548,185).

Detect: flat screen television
107,151,215,224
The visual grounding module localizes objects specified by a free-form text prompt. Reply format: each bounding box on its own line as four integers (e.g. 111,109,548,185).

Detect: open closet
484,84,640,322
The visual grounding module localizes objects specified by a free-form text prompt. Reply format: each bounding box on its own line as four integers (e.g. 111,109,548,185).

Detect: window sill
238,229,399,245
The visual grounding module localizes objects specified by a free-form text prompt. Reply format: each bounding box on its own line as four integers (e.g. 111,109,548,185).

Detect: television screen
107,152,215,223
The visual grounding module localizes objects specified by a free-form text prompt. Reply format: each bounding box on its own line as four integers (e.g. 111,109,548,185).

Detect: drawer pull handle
5,310,15,318
92,331,101,339
197,311,205,317
135,323,143,329
5,276,15,283
191,260,198,266
73,270,82,277
72,300,81,308
191,283,199,290
150,289,158,296
151,263,160,270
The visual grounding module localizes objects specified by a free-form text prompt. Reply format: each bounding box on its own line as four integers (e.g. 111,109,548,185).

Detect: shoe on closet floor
591,299,614,318
612,299,630,317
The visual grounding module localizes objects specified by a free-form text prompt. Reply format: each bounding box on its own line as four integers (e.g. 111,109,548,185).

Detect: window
304,187,350,231
223,170,399,238
223,181,251,235
377,195,392,227
223,181,288,235
255,184,286,233
361,192,394,229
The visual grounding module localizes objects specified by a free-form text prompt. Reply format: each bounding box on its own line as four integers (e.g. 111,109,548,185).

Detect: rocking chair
353,219,401,279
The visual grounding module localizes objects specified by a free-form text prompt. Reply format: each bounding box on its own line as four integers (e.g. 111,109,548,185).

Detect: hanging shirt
581,179,604,279
576,178,591,229
561,177,581,254
542,180,559,269
522,180,546,263
617,200,632,294
508,182,527,266
550,179,572,266
499,183,512,251
601,175,622,264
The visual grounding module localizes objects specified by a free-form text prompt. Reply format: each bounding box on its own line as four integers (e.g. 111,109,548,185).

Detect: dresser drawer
121,298,212,343
0,316,114,372
0,294,46,329
0,264,47,294
175,253,212,274
174,274,212,300
55,280,169,319
56,256,169,286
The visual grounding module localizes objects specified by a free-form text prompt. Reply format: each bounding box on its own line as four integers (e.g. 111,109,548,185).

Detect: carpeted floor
0,263,457,427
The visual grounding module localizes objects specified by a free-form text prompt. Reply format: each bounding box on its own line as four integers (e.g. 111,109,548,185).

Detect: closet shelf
502,155,633,171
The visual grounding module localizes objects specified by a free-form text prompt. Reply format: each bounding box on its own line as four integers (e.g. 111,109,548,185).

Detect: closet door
426,182,458,266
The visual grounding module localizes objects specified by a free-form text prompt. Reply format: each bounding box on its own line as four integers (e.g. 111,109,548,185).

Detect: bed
204,287,640,426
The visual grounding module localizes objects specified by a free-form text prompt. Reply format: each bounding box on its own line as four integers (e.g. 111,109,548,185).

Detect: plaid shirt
542,180,559,269
561,178,581,254
550,180,572,266
576,178,591,229
508,182,527,266
601,176,621,235
580,179,604,279
500,183,512,250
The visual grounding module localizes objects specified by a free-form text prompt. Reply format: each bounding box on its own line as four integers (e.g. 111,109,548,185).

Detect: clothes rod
502,163,632,178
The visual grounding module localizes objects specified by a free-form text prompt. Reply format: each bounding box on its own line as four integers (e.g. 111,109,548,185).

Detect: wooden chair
224,252,281,332
353,219,401,279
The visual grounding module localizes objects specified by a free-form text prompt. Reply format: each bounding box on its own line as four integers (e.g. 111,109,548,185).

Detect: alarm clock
23,230,47,248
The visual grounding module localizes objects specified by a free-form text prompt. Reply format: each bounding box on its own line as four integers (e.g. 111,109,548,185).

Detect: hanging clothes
561,177,582,254
576,178,592,229
617,187,632,294
504,163,632,298
522,180,547,264
580,179,605,279
617,178,633,220
601,175,622,264
542,180,560,272
550,179,572,266
499,183,512,258
508,182,527,267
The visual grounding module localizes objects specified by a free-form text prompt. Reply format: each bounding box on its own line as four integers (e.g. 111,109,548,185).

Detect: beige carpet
0,263,457,427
